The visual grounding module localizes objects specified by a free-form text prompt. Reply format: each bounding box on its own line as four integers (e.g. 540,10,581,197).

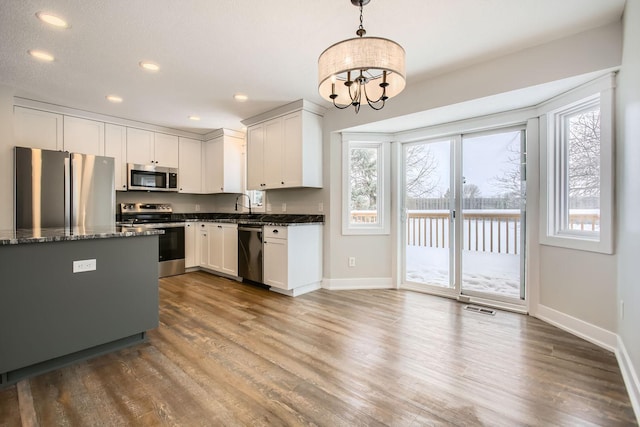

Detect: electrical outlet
621,300,625,320
318,202,324,212
73,259,96,273
282,203,287,212
348,257,356,268
195,204,200,212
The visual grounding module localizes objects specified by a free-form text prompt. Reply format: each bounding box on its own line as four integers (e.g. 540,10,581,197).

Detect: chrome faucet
235,194,252,215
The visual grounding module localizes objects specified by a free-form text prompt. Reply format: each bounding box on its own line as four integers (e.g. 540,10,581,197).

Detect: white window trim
342,133,391,235
538,73,615,254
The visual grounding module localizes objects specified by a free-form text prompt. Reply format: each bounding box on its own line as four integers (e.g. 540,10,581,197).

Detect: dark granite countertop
0,226,164,246
171,213,324,227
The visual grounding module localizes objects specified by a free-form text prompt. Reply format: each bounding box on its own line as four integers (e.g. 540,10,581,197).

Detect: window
540,74,614,254
246,189,265,213
342,134,390,235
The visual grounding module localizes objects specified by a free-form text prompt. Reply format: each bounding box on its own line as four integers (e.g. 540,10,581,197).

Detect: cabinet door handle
281,181,284,185
272,229,279,234
217,225,222,228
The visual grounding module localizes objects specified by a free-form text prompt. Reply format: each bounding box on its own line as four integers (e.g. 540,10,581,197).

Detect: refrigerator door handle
64,156,71,230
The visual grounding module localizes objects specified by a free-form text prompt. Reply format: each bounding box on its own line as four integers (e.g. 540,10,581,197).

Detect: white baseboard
535,304,617,352
322,277,393,291
617,336,640,424
269,281,321,297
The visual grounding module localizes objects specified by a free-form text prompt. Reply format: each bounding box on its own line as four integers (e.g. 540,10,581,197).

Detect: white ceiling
0,0,625,135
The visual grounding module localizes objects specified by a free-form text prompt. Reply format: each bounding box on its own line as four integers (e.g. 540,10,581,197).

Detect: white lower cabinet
198,222,209,269
184,222,197,268
263,225,322,294
199,222,238,276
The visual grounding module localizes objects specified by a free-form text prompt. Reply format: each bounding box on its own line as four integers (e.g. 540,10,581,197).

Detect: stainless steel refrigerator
15,147,115,230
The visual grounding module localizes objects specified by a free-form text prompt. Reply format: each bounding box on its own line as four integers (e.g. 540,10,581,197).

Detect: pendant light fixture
318,0,406,113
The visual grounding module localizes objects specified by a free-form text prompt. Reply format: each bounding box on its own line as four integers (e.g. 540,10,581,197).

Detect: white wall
616,0,640,412
0,85,16,230
539,246,617,331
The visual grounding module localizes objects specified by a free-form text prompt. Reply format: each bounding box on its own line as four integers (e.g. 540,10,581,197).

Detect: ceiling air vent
464,305,496,316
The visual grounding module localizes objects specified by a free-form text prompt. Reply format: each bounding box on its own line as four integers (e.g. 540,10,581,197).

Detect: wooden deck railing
350,210,600,255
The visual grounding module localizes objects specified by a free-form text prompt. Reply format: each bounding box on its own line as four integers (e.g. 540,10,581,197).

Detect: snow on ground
406,246,520,298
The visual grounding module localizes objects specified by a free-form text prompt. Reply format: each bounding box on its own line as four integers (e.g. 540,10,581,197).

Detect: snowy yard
406,246,521,298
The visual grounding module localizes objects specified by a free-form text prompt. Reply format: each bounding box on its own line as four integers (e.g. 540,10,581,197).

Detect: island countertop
0,226,164,246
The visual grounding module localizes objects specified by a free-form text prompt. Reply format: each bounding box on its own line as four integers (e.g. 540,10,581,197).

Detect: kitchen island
0,227,162,387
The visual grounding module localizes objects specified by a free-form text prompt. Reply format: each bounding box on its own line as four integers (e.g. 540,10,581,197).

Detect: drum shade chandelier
318,0,406,113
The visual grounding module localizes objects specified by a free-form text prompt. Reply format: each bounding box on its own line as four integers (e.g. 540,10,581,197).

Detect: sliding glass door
404,138,454,290
461,129,525,301
402,127,526,304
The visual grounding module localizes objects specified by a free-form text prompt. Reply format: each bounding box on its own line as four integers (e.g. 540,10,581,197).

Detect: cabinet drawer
263,225,287,240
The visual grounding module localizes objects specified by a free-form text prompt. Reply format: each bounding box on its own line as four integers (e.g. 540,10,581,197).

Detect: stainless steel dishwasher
238,225,263,283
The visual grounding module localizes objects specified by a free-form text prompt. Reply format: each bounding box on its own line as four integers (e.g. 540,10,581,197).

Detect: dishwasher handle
238,226,263,232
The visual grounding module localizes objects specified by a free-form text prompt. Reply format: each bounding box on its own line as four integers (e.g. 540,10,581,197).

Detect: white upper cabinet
203,131,244,194
63,116,105,156
246,125,265,190
126,128,178,168
105,124,127,191
178,137,202,193
126,128,154,165
153,133,179,168
14,107,63,151
263,118,284,188
243,100,324,190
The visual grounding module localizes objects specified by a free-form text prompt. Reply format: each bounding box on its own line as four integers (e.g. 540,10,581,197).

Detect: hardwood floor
0,271,636,426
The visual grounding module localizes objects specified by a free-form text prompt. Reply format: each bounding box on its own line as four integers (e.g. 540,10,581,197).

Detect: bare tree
405,144,440,198
463,183,481,199
492,139,522,200
568,109,600,197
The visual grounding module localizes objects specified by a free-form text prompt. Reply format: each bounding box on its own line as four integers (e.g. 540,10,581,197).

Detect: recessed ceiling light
28,50,55,62
139,61,160,72
35,12,70,28
234,93,248,102
106,95,123,103
188,116,200,121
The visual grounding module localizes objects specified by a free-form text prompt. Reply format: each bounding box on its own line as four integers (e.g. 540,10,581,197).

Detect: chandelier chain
356,0,366,37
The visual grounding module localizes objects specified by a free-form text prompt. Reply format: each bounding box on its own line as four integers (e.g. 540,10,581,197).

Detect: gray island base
0,231,160,387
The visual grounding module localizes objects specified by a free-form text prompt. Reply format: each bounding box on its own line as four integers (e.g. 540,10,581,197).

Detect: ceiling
0,0,625,135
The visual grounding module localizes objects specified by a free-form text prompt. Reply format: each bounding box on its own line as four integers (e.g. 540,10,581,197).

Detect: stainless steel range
118,203,185,278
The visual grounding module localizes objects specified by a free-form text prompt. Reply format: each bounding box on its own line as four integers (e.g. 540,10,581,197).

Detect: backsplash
115,187,326,215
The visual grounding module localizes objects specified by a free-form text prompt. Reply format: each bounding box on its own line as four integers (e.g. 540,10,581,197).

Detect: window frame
342,133,391,235
539,74,615,254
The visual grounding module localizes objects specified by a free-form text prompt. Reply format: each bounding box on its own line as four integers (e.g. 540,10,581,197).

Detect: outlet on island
73,259,96,273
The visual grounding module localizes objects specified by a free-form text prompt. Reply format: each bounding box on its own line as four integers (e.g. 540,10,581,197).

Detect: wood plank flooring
0,271,636,426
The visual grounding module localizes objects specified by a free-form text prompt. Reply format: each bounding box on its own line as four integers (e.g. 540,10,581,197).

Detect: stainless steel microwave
127,164,178,192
